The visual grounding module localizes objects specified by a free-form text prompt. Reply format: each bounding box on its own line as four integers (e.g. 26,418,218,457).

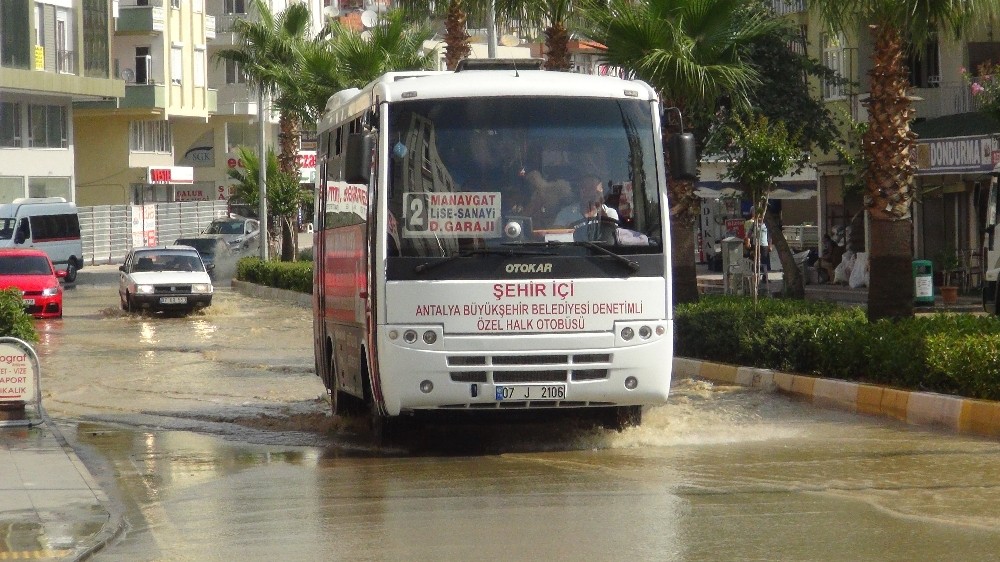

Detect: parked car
204,216,259,252
118,246,214,315
174,235,231,279
0,248,65,319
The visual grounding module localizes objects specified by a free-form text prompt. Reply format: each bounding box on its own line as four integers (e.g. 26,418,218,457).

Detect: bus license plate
160,296,187,304
495,384,566,401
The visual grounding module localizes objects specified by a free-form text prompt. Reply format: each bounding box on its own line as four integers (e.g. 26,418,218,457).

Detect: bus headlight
638,326,652,339
620,327,634,341
624,376,638,390
403,330,418,343
420,380,433,393
422,330,437,344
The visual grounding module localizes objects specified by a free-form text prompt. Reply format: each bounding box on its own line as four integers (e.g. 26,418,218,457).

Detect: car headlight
42,286,59,297
136,284,154,295
192,283,213,294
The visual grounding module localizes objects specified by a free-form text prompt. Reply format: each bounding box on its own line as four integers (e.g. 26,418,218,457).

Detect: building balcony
913,82,975,121
209,13,245,46
116,4,166,35
214,100,257,116
74,82,167,111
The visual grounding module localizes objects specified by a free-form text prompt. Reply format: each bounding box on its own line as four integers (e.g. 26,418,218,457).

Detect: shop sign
916,135,1000,175
148,166,194,185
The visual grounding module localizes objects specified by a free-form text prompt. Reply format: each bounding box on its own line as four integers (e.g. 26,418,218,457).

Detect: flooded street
33,274,1000,561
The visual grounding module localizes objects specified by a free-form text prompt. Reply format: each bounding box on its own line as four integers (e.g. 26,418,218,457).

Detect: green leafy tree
578,0,780,304
397,0,482,69
228,146,310,260
810,0,1000,321
0,289,37,343
712,113,802,299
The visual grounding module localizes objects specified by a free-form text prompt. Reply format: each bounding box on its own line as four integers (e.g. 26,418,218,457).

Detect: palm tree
495,0,574,70
397,0,482,69
215,0,312,260
579,0,779,304
810,1,1000,321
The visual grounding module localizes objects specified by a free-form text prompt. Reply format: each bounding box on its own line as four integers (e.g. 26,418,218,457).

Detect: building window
28,177,71,199
224,0,246,14
0,177,24,201
82,0,109,78
129,120,172,153
225,58,246,84
1,0,31,69
171,0,181,9
0,102,21,147
28,105,67,148
822,33,846,100
194,47,205,88
907,39,941,88
226,121,253,153
171,45,183,85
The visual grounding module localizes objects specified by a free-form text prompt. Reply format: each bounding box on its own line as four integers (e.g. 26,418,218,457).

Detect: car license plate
495,384,566,401
22,299,34,306
160,296,187,304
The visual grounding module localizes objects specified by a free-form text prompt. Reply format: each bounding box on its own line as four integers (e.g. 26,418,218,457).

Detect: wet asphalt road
26,268,1000,561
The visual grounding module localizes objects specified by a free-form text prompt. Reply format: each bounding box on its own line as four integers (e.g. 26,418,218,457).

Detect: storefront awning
694,181,817,200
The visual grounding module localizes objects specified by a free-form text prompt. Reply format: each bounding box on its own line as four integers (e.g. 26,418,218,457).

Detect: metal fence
79,201,228,265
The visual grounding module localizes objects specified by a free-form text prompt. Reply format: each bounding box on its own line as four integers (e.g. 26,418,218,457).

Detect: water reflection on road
37,282,1000,561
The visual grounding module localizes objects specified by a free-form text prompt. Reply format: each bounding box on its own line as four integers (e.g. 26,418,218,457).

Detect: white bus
313,59,696,437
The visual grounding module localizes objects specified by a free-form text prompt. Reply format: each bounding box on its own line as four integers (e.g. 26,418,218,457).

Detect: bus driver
554,174,619,227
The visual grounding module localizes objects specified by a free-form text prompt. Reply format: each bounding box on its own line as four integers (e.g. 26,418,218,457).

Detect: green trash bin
913,259,934,306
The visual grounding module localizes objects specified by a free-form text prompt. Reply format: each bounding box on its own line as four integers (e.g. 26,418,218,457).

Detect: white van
0,197,84,282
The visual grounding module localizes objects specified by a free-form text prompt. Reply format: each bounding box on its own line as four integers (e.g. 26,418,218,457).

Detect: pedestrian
744,215,770,287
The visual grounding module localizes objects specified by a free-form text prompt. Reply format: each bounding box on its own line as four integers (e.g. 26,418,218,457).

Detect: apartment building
788,1,1000,272
0,0,122,203
73,0,217,206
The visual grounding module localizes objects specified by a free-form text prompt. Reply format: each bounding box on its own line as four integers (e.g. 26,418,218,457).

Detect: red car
0,249,65,319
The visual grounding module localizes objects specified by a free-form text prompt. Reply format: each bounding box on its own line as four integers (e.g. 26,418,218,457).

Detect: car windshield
176,239,218,253
206,221,244,235
133,251,205,272
383,96,662,258
0,219,15,241
0,255,52,275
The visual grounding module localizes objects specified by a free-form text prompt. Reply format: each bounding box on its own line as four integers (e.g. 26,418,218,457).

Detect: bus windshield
386,97,662,258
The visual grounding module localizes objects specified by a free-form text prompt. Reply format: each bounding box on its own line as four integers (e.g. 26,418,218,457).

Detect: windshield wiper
414,247,555,274
513,241,640,274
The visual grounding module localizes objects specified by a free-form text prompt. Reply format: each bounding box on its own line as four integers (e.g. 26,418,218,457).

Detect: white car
119,246,214,314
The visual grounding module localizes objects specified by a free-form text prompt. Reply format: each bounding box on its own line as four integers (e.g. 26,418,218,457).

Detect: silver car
204,216,259,252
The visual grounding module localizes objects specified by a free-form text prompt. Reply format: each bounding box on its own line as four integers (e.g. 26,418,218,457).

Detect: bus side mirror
345,133,373,185
667,133,698,181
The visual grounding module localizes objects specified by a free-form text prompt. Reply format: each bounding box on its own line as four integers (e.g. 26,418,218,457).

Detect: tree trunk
764,212,804,298
444,0,470,70
867,216,913,320
863,24,916,321
281,218,295,261
667,177,700,305
544,24,571,71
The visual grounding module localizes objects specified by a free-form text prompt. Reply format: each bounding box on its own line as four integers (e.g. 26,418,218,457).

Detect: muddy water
36,281,1000,560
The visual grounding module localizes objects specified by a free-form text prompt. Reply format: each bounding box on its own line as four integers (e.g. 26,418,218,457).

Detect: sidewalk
696,264,983,312
0,408,122,561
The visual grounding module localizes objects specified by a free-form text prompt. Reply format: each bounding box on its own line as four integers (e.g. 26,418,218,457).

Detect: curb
674,357,1000,438
37,406,127,561
230,279,312,307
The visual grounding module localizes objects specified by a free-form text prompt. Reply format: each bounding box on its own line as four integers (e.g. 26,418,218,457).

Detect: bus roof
319,68,658,133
